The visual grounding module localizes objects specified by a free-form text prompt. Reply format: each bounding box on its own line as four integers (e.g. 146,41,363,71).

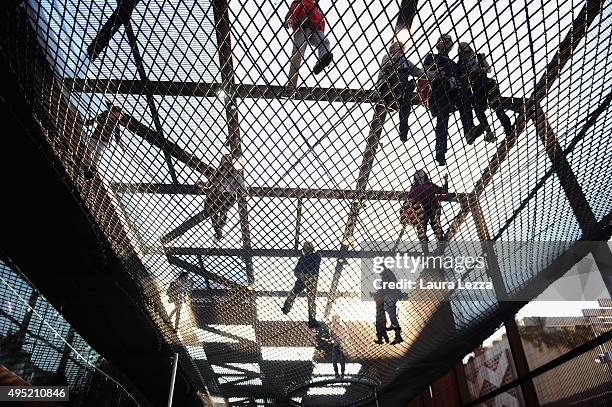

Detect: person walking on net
323,315,347,377
83,102,126,178
457,42,513,141
167,272,194,329
377,41,424,142
198,155,246,241
284,0,333,75
282,241,322,328
402,170,448,241
373,292,390,344
424,34,481,166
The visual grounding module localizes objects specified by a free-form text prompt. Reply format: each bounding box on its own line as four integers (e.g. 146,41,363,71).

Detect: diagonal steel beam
532,103,611,294
87,0,141,60
492,91,612,241
532,103,600,233
120,113,214,176
167,254,247,292
445,0,603,242
124,22,178,184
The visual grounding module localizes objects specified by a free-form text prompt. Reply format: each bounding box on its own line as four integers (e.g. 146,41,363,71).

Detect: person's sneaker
373,339,384,345
484,127,496,143
390,337,404,345
465,126,478,145
503,125,513,138
84,167,95,180
313,52,333,75
436,153,446,166
281,304,290,315
307,319,320,328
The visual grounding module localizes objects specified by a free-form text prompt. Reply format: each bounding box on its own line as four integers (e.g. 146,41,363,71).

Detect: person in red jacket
284,0,333,74
403,170,448,241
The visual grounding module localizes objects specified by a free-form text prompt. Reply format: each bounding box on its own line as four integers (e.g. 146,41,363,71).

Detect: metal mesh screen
1,0,611,405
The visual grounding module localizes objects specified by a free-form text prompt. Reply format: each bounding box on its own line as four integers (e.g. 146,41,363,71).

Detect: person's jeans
431,85,475,159
293,28,331,62
383,300,399,328
398,79,416,142
284,272,318,320
415,207,443,242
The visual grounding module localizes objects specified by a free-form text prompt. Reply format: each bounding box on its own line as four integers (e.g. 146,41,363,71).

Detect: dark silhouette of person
403,169,448,241
457,42,513,141
83,101,126,178
373,292,389,344
282,241,322,328
423,34,482,166
167,272,193,329
195,155,246,240
377,41,423,142
379,268,403,344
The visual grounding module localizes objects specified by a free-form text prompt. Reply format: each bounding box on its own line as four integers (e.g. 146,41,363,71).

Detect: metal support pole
167,352,179,407
505,319,540,407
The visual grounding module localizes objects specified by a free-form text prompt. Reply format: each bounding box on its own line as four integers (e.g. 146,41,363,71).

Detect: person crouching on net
284,0,333,75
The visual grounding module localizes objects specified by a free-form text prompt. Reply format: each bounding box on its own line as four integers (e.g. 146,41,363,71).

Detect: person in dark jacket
325,315,346,377
404,169,448,241
83,102,126,178
377,41,424,142
284,0,333,75
282,241,322,328
380,268,403,344
457,42,513,141
373,292,389,344
424,34,482,166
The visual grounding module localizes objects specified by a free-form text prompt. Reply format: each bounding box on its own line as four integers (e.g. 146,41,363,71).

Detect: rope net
2,0,611,405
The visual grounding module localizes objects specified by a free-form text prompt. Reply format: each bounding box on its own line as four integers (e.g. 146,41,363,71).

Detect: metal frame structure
9,0,609,404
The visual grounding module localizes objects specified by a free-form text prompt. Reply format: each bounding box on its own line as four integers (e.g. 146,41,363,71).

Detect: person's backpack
416,78,430,108
399,200,424,227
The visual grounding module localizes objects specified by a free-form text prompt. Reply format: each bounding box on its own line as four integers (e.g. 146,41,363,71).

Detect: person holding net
282,241,322,328
457,42,513,142
284,0,333,75
423,34,482,166
401,170,448,241
377,40,424,142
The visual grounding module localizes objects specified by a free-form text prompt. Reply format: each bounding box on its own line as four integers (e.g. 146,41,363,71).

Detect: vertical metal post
167,352,179,407
294,197,303,250
505,319,540,406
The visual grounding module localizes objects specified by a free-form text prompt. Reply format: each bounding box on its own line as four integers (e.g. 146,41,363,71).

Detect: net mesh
1,0,611,405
